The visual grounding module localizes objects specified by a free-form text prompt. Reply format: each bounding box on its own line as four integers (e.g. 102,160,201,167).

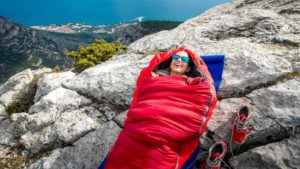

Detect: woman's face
170,51,190,76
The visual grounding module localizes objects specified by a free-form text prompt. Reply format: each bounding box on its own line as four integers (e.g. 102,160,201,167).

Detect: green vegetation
53,65,63,72
67,39,127,71
5,76,38,118
140,20,182,33
5,101,27,118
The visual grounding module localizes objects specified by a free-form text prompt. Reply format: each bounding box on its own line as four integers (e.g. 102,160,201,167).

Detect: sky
0,0,230,26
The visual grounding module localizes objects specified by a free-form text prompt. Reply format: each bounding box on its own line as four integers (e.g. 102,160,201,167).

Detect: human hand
187,77,202,85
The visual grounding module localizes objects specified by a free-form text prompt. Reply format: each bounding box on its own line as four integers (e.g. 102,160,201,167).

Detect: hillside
112,20,182,45
0,17,103,83
31,20,182,45
0,17,181,83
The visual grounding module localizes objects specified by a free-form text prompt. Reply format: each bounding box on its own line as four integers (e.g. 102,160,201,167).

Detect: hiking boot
200,141,227,169
232,105,251,144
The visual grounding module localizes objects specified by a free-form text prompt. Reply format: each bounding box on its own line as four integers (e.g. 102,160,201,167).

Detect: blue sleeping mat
200,55,224,93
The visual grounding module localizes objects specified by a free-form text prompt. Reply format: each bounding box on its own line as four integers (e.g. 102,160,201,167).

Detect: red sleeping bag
104,47,218,169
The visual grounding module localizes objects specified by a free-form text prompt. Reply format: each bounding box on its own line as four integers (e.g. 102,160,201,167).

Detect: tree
67,39,127,71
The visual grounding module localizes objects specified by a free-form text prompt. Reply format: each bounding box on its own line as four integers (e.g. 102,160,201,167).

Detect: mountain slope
0,16,102,82
0,17,181,83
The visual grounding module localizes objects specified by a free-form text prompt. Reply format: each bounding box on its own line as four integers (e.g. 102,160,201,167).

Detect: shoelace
229,114,249,158
220,159,232,169
201,151,232,169
206,156,221,168
206,156,232,169
235,115,247,133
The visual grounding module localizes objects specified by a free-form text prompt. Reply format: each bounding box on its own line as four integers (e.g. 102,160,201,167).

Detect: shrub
5,76,38,118
67,39,127,71
5,101,27,118
53,65,62,72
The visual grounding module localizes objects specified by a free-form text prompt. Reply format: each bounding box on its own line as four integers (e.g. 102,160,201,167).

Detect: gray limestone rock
10,112,28,122
229,135,300,169
26,87,92,132
20,127,57,154
63,53,149,106
0,114,28,146
27,121,121,169
82,106,107,124
126,0,299,99
21,109,98,153
0,104,6,121
0,69,34,106
0,119,19,146
55,110,99,144
0,68,52,107
0,69,33,95
31,68,52,77
34,71,75,103
103,105,116,121
113,110,128,128
248,77,300,127
206,77,300,154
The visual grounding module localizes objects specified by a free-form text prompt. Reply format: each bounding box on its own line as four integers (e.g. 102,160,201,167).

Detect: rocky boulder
26,87,92,132
20,109,98,154
0,104,6,121
206,77,300,155
0,68,52,106
63,53,150,106
0,69,34,107
27,121,121,169
34,71,75,103
229,134,300,169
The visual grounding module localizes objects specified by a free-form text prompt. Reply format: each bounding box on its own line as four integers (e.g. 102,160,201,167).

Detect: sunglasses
172,55,190,63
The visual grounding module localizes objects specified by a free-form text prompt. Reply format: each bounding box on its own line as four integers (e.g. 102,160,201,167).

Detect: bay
0,0,230,26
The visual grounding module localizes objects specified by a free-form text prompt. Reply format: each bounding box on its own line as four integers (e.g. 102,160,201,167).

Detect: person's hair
154,53,195,77
185,58,195,77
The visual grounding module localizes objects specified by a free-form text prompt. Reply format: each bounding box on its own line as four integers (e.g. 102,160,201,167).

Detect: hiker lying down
99,47,217,169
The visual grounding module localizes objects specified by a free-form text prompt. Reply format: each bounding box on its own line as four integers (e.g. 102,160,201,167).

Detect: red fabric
210,152,222,160
232,125,248,144
200,153,222,169
200,162,221,169
189,77,203,85
233,114,248,144
104,48,218,169
239,114,246,120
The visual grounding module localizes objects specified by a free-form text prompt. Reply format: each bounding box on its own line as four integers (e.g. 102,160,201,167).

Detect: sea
0,0,230,26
